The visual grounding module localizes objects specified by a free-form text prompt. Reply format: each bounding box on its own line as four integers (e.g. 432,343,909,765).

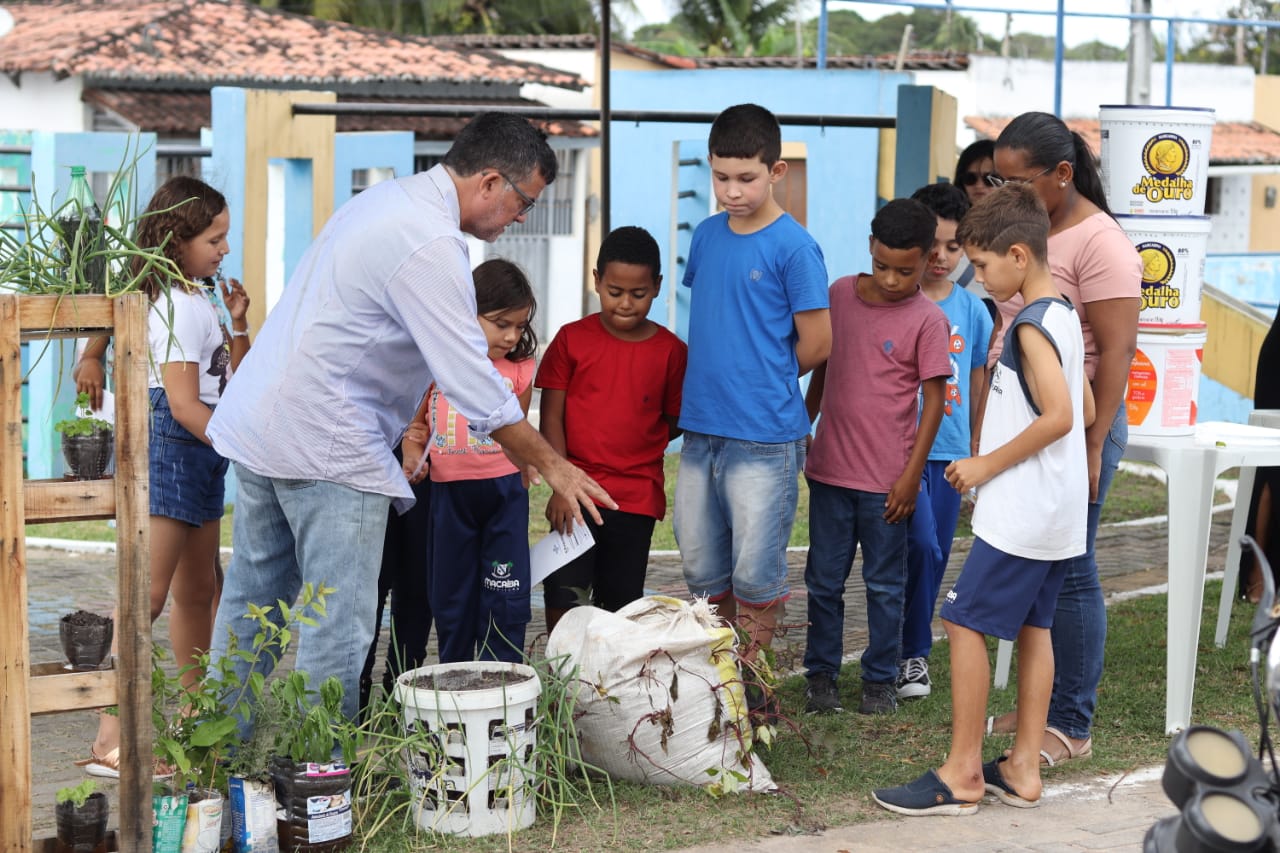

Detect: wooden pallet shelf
1,293,152,853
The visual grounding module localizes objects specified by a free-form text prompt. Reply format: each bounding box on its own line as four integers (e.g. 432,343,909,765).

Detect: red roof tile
965,115,1280,165
84,87,598,139
695,51,969,71
1,0,586,90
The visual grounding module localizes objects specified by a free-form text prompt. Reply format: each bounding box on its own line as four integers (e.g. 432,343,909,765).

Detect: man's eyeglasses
497,171,536,217
959,171,995,188
985,165,1055,188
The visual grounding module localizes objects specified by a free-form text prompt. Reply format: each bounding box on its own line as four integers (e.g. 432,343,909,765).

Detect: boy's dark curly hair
870,198,937,255
596,226,661,282
911,182,972,224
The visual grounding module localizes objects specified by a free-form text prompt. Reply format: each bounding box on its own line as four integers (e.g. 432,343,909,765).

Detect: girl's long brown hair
130,176,226,298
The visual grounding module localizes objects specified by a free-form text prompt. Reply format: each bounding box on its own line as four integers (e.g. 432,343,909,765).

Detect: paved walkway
22,508,1236,848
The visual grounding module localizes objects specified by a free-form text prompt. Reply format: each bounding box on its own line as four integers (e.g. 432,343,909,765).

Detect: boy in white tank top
873,183,1095,817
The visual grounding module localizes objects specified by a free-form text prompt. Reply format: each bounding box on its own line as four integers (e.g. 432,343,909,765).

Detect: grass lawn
348,580,1258,851
24,457,1222,552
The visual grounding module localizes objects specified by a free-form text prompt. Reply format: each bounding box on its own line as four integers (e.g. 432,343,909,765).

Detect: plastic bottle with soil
57,166,106,293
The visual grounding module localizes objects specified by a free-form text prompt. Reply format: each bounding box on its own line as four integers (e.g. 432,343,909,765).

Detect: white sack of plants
546,595,776,793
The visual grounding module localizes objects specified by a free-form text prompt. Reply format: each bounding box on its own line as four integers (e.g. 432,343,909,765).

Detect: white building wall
0,72,87,131
499,48,596,109
915,56,1256,148
1212,174,1253,253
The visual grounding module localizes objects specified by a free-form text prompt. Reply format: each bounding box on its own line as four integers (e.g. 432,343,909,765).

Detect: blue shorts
673,432,803,606
938,537,1068,641
149,387,227,527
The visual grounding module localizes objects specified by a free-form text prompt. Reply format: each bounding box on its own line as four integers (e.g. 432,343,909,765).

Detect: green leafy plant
152,581,337,791
54,391,112,437
55,778,98,808
269,671,355,765
0,144,186,297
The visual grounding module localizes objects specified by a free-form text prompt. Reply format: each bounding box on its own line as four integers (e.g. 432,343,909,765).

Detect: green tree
670,0,798,56
252,0,624,36
1181,0,1280,71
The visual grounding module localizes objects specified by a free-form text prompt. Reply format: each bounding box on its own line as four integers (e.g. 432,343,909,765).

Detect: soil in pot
61,431,113,480
411,669,526,692
55,791,108,853
59,611,113,670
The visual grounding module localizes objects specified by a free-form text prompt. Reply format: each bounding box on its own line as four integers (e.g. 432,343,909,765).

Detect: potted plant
268,672,357,853
55,391,113,480
55,778,109,853
150,583,337,853
58,609,113,670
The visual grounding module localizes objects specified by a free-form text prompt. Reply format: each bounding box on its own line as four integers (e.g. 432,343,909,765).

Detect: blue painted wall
610,68,909,327
1205,253,1280,311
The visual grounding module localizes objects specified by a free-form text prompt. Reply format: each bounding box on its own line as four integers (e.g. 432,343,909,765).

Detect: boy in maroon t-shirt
536,226,688,632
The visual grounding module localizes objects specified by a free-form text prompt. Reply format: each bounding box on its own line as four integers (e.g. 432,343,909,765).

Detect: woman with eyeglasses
951,141,998,307
980,111,1141,767
954,139,996,205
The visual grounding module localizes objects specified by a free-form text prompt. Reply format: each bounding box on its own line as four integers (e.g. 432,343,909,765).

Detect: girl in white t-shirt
74,176,250,778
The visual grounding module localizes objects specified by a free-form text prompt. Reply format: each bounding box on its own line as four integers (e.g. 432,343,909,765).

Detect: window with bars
414,150,575,236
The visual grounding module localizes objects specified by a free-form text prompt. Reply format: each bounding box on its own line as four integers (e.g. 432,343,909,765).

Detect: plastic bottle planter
59,611,113,670
61,430,113,480
55,791,109,853
269,756,354,852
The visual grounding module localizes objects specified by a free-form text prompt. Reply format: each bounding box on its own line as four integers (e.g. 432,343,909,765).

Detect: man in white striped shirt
207,113,613,729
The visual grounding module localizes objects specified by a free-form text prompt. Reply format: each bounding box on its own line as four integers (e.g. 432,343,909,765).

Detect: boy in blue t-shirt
896,183,994,701
674,104,831,715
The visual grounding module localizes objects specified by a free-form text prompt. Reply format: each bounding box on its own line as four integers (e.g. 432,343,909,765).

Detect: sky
627,0,1243,49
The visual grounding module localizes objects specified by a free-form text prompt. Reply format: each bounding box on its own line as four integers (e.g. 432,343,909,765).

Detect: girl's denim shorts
149,387,227,526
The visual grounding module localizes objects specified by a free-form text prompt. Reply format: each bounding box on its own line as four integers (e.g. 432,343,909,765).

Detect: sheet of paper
530,521,595,587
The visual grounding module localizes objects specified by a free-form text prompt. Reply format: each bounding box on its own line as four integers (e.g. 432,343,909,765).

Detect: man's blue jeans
803,479,908,685
211,463,391,733
1047,406,1128,739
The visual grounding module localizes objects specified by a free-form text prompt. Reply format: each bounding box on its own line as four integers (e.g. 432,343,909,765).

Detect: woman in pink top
983,112,1141,765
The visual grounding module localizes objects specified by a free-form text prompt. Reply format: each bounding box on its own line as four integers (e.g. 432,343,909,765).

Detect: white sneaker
896,657,931,699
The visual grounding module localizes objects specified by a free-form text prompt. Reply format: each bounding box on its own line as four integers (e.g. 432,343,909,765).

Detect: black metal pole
290,102,895,128
601,0,612,238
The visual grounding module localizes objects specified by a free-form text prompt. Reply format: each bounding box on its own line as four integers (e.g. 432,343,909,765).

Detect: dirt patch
411,669,532,692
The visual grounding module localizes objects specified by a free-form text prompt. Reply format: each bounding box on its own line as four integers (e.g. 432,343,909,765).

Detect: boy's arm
539,387,576,534
971,316,1001,455
665,414,683,440
794,308,832,376
885,376,945,523
946,324,1074,493
967,365,985,440
804,361,827,426
1084,375,1097,428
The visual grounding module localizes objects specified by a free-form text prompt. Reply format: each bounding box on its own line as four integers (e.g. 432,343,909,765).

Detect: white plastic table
1124,428,1280,733
1215,410,1280,647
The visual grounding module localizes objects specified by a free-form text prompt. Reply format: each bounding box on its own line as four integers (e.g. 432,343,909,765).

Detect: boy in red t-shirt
536,226,688,632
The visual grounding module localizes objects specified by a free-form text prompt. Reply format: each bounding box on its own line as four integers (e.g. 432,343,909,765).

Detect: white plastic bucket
1116,215,1210,323
1126,322,1207,436
395,661,541,837
1100,106,1215,216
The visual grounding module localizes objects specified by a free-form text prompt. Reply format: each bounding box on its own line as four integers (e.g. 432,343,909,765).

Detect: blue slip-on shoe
872,769,981,817
982,756,1041,809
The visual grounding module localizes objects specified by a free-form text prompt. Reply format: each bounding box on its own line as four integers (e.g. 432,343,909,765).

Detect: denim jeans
674,432,803,605
211,463,391,733
803,478,908,685
1047,405,1127,739
902,460,961,660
